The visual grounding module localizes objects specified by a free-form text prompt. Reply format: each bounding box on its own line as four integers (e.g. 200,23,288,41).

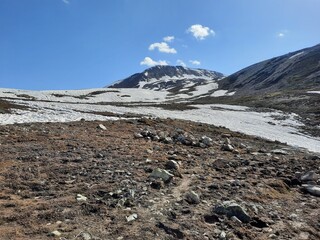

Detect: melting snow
307,91,320,94
192,83,219,96
1,88,320,153
211,90,236,97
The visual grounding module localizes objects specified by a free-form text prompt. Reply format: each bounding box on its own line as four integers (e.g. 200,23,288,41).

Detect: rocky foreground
0,118,319,240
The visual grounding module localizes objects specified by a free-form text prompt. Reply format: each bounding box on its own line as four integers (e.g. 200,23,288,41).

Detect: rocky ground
0,118,319,240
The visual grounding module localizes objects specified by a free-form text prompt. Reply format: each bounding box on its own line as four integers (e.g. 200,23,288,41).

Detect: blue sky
1,0,320,90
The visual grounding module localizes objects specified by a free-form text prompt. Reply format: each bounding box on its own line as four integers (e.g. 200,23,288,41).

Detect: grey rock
164,137,173,144
165,160,180,170
271,149,288,155
302,184,320,197
150,168,174,182
81,232,93,240
301,171,319,182
221,144,234,152
214,201,251,223
49,230,62,237
224,138,232,145
219,231,227,240
201,136,213,147
185,191,200,204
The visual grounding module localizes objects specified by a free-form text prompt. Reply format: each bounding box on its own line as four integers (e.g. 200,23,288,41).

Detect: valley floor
0,119,319,240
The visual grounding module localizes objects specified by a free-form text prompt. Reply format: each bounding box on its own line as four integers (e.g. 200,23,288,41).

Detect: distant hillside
219,44,320,95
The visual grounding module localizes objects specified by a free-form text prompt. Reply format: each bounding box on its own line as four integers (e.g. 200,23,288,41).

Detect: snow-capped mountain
108,65,225,93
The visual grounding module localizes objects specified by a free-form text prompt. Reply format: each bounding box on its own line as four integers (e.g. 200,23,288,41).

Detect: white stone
76,194,88,202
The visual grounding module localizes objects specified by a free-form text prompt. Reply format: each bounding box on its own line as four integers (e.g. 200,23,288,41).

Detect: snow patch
191,82,218,96
1,88,320,153
307,91,320,94
289,51,304,60
211,90,236,97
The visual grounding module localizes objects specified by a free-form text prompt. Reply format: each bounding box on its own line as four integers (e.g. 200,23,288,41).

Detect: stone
81,232,93,240
134,133,143,139
165,160,180,171
126,213,138,222
214,201,251,223
150,168,174,182
300,171,319,182
50,230,62,237
221,144,234,152
271,149,288,155
201,136,213,147
219,231,227,240
76,194,88,202
302,185,320,197
185,191,200,204
166,160,182,177
98,124,107,130
164,137,173,144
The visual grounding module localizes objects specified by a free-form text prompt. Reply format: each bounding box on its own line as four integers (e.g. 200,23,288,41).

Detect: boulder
150,168,174,182
221,144,234,152
165,160,180,171
201,136,213,147
300,171,319,182
302,185,320,197
214,201,251,223
185,191,200,204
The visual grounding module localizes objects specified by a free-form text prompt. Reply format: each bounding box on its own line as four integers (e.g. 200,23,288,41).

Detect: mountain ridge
218,43,320,95
108,43,320,96
107,65,225,92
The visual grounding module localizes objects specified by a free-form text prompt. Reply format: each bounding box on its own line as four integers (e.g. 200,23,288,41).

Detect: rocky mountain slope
218,44,320,95
108,65,224,93
0,118,319,239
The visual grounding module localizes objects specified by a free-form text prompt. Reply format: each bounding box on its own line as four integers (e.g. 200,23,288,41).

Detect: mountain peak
108,65,225,91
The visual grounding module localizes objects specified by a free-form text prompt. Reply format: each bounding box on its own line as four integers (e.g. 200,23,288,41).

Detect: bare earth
0,118,319,240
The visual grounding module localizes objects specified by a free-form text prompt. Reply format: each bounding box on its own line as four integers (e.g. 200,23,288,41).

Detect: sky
0,0,320,90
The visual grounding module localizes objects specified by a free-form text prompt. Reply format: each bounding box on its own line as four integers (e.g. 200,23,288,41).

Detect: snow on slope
0,88,169,103
1,93,320,153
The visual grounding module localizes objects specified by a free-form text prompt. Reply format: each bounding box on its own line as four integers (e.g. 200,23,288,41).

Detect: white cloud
140,57,168,67
149,42,177,54
62,0,70,4
177,59,187,67
189,60,201,66
277,30,288,38
163,36,175,42
187,24,215,40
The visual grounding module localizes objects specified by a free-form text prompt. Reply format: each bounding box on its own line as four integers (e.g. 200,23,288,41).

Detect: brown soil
0,118,319,240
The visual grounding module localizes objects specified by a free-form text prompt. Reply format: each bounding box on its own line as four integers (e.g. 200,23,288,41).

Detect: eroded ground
0,118,319,240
